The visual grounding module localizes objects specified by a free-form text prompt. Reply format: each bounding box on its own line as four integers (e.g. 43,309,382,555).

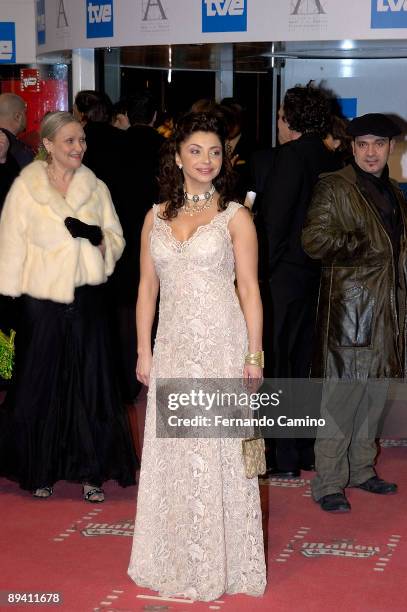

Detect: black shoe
317,493,351,513
266,468,300,479
355,476,398,495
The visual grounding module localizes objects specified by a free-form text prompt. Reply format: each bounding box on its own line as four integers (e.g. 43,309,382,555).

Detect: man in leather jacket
302,113,405,512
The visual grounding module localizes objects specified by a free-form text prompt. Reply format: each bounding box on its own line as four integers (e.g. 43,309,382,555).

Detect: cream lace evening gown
128,201,266,601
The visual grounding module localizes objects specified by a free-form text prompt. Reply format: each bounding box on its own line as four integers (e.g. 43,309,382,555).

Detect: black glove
64,217,103,246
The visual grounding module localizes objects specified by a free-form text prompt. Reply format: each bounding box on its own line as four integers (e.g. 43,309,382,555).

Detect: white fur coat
0,160,125,303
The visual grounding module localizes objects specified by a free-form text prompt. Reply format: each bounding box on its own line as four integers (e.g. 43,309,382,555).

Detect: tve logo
0,22,16,63
371,0,407,28
202,0,247,33
86,0,114,38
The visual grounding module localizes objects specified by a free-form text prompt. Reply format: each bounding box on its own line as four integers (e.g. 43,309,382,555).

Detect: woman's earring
178,164,183,169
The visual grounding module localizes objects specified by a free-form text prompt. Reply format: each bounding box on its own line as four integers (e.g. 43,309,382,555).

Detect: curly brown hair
158,111,238,220
283,83,331,138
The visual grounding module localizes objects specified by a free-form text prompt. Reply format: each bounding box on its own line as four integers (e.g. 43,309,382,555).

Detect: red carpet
1,397,407,611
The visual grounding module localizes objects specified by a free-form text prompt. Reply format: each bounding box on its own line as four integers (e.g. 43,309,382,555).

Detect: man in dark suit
75,89,124,205
247,147,276,378
114,91,164,305
111,91,164,402
262,83,341,477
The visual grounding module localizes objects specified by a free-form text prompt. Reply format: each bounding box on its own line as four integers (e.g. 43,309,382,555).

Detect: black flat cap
347,113,401,138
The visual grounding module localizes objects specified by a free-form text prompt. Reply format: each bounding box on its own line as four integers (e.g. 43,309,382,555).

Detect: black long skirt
0,284,138,491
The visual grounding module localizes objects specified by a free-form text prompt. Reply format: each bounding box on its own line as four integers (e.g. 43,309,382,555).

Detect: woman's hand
243,363,263,392
136,352,153,387
243,363,263,379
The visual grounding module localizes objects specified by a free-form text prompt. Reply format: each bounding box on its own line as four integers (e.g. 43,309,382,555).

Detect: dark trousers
266,263,319,471
114,303,141,403
312,380,388,500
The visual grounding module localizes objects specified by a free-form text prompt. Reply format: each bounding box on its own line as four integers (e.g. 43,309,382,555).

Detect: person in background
122,91,163,217
0,111,137,501
261,83,342,477
128,111,266,600
0,129,19,213
110,90,164,403
324,114,353,166
73,89,124,204
0,129,20,386
220,98,253,200
112,98,130,130
0,93,33,169
302,113,402,513
73,89,112,126
74,90,133,400
246,145,276,380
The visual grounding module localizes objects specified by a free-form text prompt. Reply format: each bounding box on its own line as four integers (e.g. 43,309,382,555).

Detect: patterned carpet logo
81,519,134,537
380,439,407,447
300,539,380,559
274,527,401,573
259,477,310,488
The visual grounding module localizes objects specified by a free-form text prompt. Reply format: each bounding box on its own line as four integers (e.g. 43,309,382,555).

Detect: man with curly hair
262,83,341,478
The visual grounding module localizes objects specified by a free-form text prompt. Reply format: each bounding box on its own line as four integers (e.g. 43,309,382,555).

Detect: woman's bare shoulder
144,201,168,230
228,204,253,230
143,207,155,231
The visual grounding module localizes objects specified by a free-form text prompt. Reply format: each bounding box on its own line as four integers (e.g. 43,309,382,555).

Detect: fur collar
20,160,98,218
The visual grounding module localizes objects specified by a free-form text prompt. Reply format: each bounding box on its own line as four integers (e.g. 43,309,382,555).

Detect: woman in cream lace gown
128,112,266,601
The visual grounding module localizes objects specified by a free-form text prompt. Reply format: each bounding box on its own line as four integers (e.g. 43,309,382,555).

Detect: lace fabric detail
153,201,241,253
128,201,266,601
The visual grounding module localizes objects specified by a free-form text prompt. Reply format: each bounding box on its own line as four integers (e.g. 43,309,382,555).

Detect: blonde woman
0,111,137,501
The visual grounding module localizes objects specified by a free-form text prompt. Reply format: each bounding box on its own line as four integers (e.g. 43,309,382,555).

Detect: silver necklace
181,187,215,216
184,184,215,203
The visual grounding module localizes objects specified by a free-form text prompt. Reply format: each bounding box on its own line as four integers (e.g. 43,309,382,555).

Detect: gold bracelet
244,350,264,368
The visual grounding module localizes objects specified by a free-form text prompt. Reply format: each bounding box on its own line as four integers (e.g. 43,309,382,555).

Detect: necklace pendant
184,184,215,203
181,186,215,216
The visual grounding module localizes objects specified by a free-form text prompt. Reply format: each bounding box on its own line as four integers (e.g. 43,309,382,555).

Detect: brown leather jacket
302,164,407,379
